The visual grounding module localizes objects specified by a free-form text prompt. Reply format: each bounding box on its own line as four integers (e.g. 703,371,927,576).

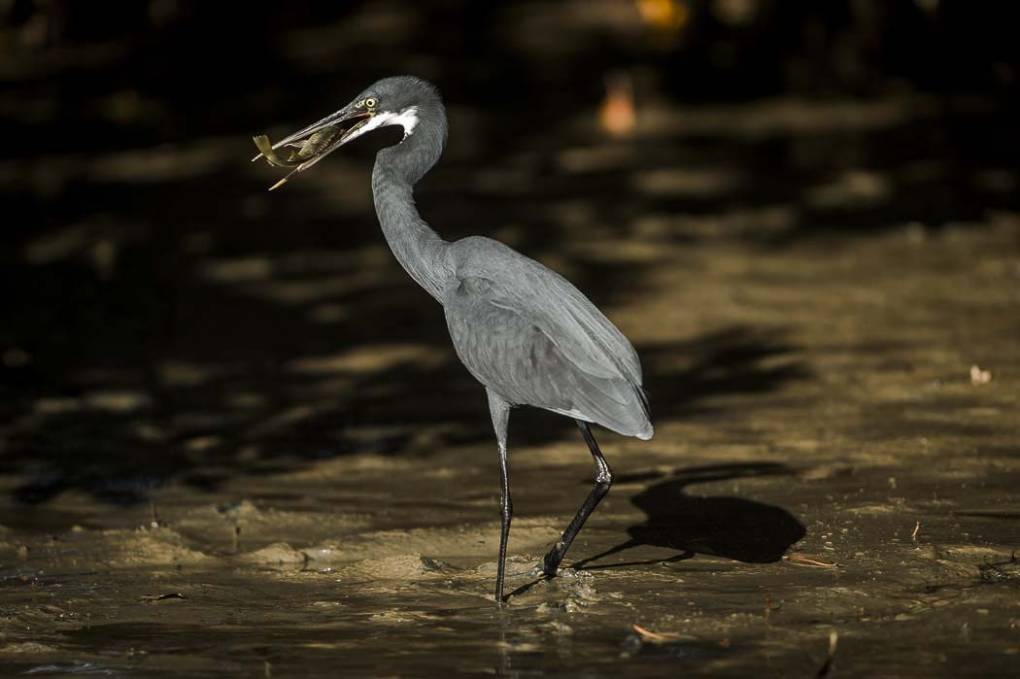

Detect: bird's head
252,75,442,190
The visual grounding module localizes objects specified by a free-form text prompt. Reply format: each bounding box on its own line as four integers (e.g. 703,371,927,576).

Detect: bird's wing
443,237,650,437
450,237,643,382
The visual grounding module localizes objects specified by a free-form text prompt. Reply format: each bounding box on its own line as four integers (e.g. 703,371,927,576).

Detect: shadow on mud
5,326,807,506
575,462,805,570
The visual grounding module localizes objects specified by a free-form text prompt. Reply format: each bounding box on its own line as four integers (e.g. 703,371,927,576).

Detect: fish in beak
251,104,374,190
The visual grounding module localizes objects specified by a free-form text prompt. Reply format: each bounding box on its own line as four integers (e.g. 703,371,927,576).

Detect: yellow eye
365,97,377,109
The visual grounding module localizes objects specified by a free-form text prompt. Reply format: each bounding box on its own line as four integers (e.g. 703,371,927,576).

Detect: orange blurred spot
599,72,636,137
635,0,689,31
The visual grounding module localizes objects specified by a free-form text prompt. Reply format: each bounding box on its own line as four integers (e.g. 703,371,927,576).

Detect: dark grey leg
487,389,512,604
542,420,613,577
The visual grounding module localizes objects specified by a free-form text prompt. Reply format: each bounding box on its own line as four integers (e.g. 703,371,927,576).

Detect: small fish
252,135,300,168
299,127,340,158
253,124,347,190
253,127,341,168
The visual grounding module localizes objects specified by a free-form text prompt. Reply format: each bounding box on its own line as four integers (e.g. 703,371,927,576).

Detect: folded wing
443,237,651,439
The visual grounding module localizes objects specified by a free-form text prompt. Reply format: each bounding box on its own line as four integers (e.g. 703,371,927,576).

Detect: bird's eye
365,97,377,109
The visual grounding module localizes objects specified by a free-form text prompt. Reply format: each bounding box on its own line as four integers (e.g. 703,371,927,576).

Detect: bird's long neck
371,103,452,302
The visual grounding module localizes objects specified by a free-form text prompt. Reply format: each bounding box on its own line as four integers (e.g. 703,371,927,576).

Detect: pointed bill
252,105,374,189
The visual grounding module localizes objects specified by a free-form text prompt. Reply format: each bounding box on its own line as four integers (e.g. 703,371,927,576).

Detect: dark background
1,0,1017,503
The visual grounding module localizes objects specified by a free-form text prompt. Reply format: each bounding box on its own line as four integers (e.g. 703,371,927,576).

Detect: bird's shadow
580,462,806,567
507,462,805,599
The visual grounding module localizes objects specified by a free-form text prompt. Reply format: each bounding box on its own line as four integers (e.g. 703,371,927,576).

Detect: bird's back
442,236,652,440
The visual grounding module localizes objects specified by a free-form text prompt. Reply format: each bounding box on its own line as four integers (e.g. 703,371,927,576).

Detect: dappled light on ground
1,2,1018,676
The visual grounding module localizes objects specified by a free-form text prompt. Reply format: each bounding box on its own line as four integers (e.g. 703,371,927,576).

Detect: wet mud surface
2,10,1019,676
3,201,1017,677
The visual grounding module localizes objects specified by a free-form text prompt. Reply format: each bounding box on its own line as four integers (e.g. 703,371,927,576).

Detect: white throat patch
347,106,420,143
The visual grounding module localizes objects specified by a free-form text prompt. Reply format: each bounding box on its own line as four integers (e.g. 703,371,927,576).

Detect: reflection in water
574,463,806,570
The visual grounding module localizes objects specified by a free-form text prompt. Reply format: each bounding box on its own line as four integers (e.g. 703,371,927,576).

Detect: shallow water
2,21,1019,676
2,214,1017,675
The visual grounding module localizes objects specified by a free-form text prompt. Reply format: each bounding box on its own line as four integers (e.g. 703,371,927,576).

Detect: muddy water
2,85,1019,676
3,217,1017,676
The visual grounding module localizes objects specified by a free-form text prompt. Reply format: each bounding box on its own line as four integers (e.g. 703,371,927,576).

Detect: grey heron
253,76,653,603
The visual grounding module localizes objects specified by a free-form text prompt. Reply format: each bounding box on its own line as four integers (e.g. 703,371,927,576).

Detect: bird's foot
541,541,567,578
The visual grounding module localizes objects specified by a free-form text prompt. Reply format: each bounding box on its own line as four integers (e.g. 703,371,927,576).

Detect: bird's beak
251,104,374,190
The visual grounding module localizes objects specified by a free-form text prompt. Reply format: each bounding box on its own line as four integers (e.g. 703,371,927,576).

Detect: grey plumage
257,75,652,603
444,237,652,439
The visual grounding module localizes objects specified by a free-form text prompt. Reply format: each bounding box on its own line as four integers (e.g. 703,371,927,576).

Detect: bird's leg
542,421,613,578
487,390,512,605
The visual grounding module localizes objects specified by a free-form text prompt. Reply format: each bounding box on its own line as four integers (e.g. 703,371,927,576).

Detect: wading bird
253,76,652,603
